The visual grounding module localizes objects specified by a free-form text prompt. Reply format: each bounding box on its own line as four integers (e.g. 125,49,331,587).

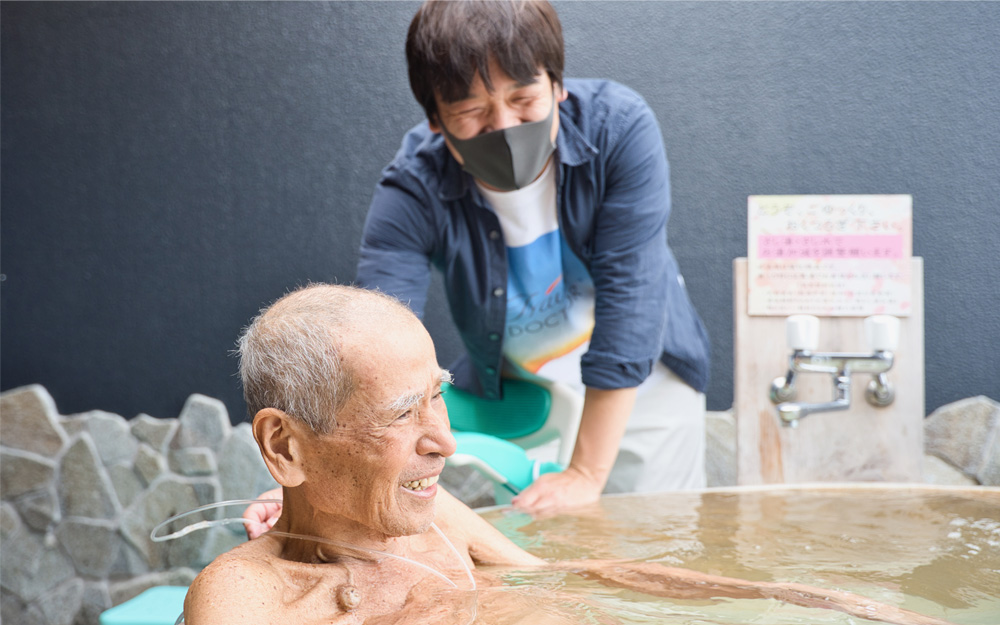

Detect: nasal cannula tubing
150,499,476,591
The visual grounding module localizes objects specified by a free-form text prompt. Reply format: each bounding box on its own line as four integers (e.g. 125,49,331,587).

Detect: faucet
770,315,899,428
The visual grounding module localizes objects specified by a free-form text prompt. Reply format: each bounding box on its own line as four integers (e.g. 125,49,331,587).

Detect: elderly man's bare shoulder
184,539,291,624
184,538,351,625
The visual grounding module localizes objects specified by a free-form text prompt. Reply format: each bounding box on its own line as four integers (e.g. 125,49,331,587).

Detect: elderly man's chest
273,546,475,622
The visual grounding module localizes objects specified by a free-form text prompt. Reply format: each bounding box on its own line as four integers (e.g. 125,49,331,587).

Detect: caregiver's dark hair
406,0,564,122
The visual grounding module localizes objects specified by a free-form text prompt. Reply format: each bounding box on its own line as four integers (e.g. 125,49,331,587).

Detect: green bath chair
444,379,583,504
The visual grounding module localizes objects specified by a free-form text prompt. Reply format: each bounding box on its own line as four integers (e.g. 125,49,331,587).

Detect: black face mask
440,99,556,191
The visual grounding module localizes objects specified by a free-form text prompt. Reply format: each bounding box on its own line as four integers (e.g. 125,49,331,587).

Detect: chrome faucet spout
777,371,851,427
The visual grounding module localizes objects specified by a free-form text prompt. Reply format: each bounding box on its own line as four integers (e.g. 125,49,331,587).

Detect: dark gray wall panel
3,1,998,422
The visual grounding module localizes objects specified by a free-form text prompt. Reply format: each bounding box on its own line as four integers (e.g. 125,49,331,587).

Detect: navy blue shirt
358,79,710,399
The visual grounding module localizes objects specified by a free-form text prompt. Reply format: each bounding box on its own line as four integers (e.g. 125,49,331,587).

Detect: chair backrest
444,379,582,467
444,380,551,439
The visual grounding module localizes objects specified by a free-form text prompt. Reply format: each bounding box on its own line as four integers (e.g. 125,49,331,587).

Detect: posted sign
747,195,912,316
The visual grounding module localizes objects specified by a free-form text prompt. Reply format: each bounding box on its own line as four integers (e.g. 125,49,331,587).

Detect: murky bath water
473,485,1000,624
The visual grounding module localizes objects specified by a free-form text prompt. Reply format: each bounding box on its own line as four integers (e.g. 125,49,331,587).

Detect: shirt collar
436,102,600,202
555,105,600,167
437,140,471,202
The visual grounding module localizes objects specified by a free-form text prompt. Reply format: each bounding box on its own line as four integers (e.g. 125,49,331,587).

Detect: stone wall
1,384,997,624
0,385,277,625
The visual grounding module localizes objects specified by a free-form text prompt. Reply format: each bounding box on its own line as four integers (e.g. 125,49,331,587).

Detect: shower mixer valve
769,314,900,427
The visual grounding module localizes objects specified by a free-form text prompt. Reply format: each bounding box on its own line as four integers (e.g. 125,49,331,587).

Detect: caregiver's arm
511,387,636,513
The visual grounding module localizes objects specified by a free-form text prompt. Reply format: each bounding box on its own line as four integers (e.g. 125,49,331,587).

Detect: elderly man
184,284,951,625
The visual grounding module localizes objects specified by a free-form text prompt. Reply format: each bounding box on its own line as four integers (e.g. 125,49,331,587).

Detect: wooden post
733,258,925,484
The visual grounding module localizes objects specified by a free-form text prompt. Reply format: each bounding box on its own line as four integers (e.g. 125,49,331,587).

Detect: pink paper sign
748,195,912,316
756,235,904,259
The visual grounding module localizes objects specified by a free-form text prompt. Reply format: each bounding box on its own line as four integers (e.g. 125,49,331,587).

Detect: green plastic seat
444,379,581,504
444,380,552,439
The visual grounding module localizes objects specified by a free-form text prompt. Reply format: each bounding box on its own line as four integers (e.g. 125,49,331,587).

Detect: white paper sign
747,195,913,316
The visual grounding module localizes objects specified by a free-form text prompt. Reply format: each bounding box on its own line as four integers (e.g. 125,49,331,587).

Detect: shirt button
493,287,505,297
488,332,500,342
489,230,501,240
485,366,496,375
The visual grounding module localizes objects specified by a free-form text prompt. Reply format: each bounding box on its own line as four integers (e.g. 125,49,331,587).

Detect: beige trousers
604,362,707,493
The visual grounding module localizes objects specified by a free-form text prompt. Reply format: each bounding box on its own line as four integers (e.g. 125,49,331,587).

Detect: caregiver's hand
242,488,283,540
511,465,602,514
512,386,636,515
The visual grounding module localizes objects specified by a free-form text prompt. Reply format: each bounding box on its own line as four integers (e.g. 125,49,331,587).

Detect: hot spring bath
162,484,997,624
468,484,999,624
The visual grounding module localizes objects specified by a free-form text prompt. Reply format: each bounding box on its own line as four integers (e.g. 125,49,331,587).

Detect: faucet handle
786,315,820,351
864,315,900,352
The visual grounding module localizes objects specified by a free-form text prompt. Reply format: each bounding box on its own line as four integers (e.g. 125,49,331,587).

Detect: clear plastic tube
149,499,476,591
430,520,477,590
150,498,283,542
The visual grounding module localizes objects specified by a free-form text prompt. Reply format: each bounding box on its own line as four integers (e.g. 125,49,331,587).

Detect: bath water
473,485,1000,624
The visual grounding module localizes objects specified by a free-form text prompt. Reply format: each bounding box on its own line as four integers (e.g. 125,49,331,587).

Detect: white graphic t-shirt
478,162,596,387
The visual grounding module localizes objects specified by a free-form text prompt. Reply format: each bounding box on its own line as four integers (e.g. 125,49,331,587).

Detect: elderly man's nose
438,428,457,458
419,405,456,457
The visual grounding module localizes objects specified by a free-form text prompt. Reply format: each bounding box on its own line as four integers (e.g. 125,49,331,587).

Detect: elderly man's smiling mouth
401,474,440,493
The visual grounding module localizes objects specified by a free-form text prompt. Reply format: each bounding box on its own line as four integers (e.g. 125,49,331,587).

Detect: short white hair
237,284,413,433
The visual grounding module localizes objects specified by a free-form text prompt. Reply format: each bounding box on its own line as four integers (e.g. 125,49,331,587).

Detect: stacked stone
0,385,277,625
923,396,1000,486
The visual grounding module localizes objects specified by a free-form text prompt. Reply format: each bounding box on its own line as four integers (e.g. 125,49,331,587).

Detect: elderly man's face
297,316,456,538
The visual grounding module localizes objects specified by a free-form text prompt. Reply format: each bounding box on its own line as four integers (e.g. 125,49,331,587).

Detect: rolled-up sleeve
580,99,672,390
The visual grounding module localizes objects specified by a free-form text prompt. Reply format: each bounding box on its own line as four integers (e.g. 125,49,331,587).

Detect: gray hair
237,284,413,433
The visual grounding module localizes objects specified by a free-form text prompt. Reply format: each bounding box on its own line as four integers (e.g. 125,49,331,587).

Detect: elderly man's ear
253,408,308,487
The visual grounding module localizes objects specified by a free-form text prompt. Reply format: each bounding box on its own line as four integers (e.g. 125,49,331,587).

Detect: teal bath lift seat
444,379,582,504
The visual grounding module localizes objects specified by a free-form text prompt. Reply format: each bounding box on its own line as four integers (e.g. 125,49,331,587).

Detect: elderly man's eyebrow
384,369,453,414
385,391,423,414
